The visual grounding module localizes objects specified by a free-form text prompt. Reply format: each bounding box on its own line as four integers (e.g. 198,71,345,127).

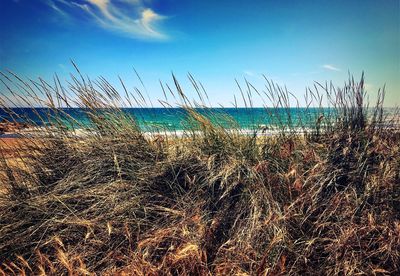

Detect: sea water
0,107,397,133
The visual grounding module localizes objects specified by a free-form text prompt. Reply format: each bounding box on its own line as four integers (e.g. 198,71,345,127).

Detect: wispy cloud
322,64,341,72
45,0,169,40
243,70,255,77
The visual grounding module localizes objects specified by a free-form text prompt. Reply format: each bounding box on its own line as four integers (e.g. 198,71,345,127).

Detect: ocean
0,107,397,133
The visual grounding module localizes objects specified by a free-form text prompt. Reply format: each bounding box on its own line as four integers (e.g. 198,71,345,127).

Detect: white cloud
88,0,110,14
322,64,341,72
244,70,255,77
45,0,169,40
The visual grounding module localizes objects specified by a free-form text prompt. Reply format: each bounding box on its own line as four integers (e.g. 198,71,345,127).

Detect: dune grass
0,70,399,275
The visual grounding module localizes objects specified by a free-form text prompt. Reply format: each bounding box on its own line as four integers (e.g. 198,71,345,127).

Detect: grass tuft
0,70,399,275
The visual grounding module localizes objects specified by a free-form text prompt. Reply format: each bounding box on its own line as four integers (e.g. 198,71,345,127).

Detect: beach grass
0,70,399,275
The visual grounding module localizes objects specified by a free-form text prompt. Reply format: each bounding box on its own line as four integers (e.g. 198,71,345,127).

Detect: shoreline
1,121,399,140
0,127,314,139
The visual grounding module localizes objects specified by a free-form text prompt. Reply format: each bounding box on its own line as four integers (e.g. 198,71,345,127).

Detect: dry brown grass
0,71,399,275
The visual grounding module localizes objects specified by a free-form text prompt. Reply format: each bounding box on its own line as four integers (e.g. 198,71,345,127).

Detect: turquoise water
1,107,396,132
0,107,332,131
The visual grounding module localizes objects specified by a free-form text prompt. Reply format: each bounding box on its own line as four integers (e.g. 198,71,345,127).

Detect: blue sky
0,0,399,107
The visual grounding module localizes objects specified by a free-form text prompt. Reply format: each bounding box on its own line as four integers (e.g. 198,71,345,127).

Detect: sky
0,0,399,107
